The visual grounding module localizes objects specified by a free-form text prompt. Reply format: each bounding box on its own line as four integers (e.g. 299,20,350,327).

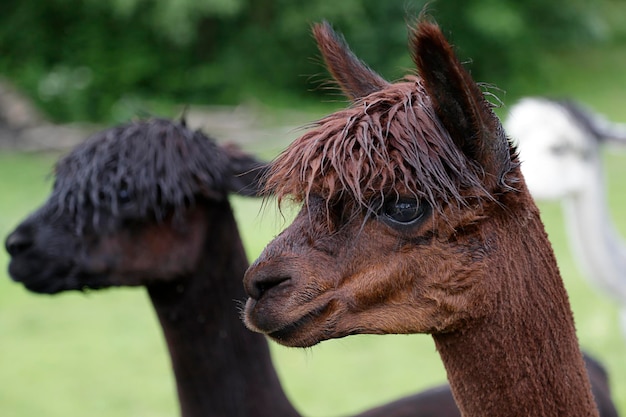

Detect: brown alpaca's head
243,21,524,347
5,118,265,293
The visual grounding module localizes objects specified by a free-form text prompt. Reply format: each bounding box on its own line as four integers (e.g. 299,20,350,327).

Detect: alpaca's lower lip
244,298,331,347
8,258,110,294
267,312,318,344
8,259,69,294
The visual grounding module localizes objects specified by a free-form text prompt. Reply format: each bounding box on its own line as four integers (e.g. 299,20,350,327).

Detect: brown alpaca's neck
147,203,299,417
433,203,599,417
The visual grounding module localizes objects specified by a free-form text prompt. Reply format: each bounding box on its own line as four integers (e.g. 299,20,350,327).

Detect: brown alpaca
6,117,520,417
242,21,601,417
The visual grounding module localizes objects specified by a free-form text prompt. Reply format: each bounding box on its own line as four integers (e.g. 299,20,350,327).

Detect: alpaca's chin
16,277,69,294
243,296,334,348
8,256,113,294
9,258,72,294
12,272,78,294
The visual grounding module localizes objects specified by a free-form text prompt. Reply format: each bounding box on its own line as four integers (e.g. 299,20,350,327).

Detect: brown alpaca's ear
313,21,390,101
411,21,511,189
222,144,268,197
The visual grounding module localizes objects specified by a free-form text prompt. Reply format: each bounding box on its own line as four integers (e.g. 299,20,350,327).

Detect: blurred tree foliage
0,0,614,123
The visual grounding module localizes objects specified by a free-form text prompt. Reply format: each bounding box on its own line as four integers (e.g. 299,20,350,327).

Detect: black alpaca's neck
147,203,299,417
433,201,598,417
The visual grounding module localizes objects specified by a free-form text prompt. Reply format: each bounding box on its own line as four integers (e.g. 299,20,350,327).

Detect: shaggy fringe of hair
264,77,493,219
51,118,231,234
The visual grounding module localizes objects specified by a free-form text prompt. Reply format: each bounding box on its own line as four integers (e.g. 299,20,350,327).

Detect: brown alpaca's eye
382,198,429,225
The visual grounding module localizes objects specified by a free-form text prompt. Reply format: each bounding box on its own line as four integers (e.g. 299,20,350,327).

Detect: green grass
2,40,626,416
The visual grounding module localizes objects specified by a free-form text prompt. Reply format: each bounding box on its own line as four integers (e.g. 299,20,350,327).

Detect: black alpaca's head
5,118,265,293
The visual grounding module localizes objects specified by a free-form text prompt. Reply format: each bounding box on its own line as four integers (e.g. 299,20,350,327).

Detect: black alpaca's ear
411,21,511,189
313,21,390,101
222,144,268,197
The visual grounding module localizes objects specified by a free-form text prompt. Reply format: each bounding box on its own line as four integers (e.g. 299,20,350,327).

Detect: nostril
248,275,291,300
5,230,34,256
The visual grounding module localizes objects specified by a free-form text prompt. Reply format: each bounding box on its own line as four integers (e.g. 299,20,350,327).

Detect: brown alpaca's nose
5,229,33,257
244,263,291,300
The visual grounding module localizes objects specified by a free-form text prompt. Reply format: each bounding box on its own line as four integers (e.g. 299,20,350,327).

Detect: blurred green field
2,45,626,417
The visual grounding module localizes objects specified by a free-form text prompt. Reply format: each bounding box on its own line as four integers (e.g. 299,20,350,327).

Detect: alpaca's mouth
243,297,333,347
8,254,113,294
268,303,333,347
8,255,74,294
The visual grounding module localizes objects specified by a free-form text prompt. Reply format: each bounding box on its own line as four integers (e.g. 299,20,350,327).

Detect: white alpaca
505,97,626,336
